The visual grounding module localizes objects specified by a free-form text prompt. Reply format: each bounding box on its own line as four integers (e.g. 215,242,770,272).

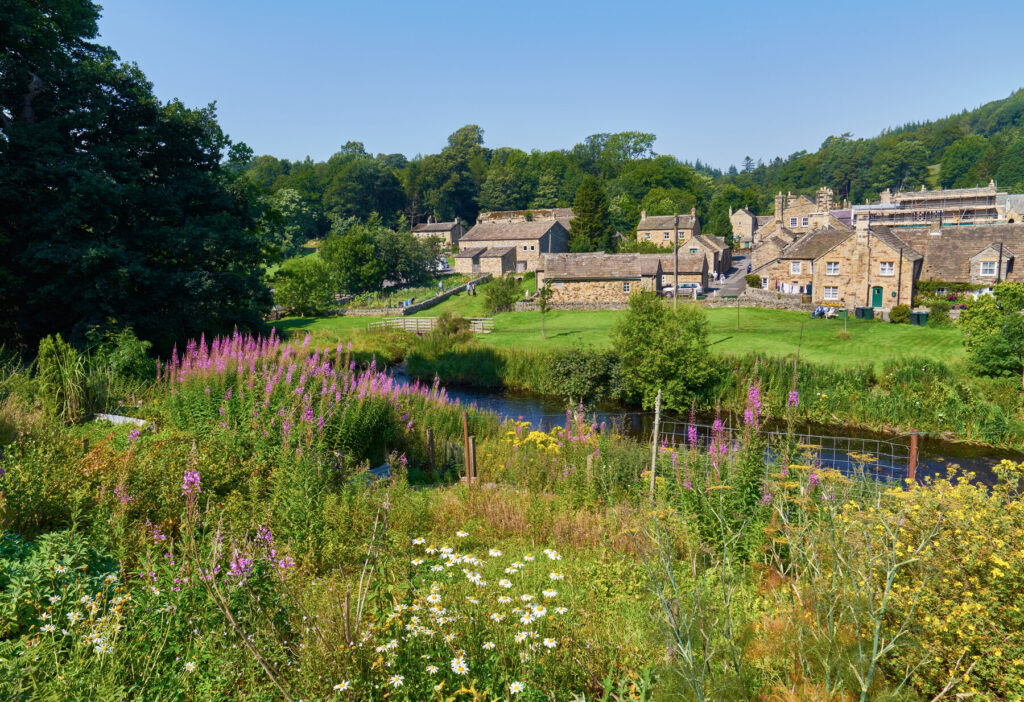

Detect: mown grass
278,299,965,369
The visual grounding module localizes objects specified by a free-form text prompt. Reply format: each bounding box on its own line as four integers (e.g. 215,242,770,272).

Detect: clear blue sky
97,0,1024,170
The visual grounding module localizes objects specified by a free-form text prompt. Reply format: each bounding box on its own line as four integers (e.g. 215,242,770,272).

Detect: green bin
862,307,874,320
837,309,848,321
917,311,928,326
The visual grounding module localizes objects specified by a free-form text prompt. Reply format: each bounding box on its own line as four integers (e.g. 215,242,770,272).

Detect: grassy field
278,286,965,368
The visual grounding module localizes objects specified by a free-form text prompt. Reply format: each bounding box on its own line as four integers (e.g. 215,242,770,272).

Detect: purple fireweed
760,491,773,506
182,470,201,498
787,389,799,409
808,472,820,487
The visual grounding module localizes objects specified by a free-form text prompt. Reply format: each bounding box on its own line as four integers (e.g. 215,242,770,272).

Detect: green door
871,286,883,307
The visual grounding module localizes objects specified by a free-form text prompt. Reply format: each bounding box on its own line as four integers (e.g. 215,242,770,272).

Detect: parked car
662,281,703,298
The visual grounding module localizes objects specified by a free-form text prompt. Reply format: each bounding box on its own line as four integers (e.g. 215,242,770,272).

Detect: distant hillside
727,88,1024,206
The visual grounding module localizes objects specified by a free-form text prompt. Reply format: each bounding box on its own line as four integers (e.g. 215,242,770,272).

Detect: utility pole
673,215,679,312
649,389,662,502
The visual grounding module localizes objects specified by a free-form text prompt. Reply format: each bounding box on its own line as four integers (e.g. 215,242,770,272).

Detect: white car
663,281,703,298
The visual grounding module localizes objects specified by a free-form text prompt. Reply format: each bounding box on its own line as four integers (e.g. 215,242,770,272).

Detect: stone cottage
537,253,662,304
411,216,464,247
895,224,1024,285
459,220,569,272
453,246,517,276
642,253,708,292
636,209,732,275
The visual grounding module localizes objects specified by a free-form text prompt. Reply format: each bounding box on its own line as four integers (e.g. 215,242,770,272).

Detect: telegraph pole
673,214,679,311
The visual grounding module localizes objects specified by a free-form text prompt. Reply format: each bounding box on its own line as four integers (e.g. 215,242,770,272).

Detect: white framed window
825,262,840,275
936,287,947,295
623,282,631,292
760,277,768,289
802,216,809,227
879,261,895,276
790,261,801,275
823,286,839,300
522,245,528,251
529,245,535,251
789,217,797,227
689,248,698,254
644,232,651,240
980,261,997,276
664,232,671,240
661,275,668,285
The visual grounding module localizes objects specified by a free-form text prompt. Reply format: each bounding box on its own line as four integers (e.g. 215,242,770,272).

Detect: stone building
459,220,569,272
537,253,662,304
729,207,758,248
636,209,732,274
853,182,1005,228
746,188,846,246
894,224,1024,285
759,221,920,310
643,253,708,291
477,208,575,231
411,217,464,247
453,246,517,276
996,194,1024,224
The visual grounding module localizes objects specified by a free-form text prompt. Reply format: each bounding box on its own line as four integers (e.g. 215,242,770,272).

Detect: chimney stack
640,209,647,220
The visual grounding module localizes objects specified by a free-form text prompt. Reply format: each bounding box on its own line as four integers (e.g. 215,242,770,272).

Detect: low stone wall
515,300,630,312
341,275,491,317
702,288,816,312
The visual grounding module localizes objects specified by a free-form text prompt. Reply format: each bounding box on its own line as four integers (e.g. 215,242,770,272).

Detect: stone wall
516,300,631,312
548,278,655,304
812,232,915,310
702,288,816,312
341,275,490,317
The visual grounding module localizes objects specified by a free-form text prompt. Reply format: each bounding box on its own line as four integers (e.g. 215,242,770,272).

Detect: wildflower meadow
1,330,1023,700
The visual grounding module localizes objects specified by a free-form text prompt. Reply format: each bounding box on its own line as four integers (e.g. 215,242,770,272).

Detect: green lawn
276,275,966,368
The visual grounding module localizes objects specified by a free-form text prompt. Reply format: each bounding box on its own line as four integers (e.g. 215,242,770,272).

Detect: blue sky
97,0,1024,170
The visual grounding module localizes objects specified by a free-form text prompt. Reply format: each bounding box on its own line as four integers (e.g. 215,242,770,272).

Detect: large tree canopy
0,0,271,351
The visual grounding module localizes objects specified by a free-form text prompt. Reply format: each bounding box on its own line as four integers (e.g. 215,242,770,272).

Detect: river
391,366,1023,486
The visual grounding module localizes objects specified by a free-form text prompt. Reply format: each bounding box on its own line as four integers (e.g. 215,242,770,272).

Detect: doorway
871,286,883,307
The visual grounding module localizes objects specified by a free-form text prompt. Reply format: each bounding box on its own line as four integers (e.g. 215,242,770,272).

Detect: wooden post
908,430,918,484
673,215,679,312
468,436,477,483
649,389,662,502
462,411,470,477
426,428,436,476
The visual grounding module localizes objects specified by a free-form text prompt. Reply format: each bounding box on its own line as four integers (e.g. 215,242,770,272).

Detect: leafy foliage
272,256,335,317
889,304,911,324
483,275,522,314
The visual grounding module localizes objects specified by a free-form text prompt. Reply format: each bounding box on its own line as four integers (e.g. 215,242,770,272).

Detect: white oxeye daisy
543,637,558,649
40,612,51,620
184,661,197,672
66,612,82,625
425,546,437,554
434,683,444,692
532,605,547,617
498,579,512,589
431,564,445,572
388,675,404,688
426,593,441,604
488,549,502,557
514,631,529,643
456,531,468,538
41,624,56,633
55,565,68,574
426,664,439,674
94,642,112,655
510,681,525,694
333,680,351,691
524,554,535,562
498,596,512,604
549,571,564,580
519,594,534,602
450,656,469,675
48,596,61,604
555,606,568,614
520,613,535,625
483,641,495,650
490,612,505,622
545,550,562,561
411,558,424,566
543,589,557,598
412,537,426,545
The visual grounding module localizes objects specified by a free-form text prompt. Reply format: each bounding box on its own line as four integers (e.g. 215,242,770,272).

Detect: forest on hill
244,88,1024,247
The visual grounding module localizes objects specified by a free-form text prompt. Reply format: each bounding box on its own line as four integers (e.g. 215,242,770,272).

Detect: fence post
426,428,436,476
586,453,593,488
468,436,477,484
649,389,662,502
462,412,470,484
908,430,918,484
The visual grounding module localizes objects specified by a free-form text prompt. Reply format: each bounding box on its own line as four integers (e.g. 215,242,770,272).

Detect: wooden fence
367,317,494,334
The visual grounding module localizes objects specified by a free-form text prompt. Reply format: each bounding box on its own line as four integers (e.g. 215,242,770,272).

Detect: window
801,216,809,227
789,217,797,227
553,281,563,288
663,232,671,240
522,245,528,251
790,261,802,275
981,261,997,276
622,282,631,292
644,232,651,240
879,261,895,276
529,245,535,251
689,248,698,254
936,287,947,295
823,286,839,300
760,277,768,289
661,275,668,285
825,262,840,276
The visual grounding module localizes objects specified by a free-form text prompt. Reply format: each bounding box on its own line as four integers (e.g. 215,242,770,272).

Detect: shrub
926,299,951,327
744,273,761,288
36,334,87,422
272,255,335,316
889,304,911,324
544,347,620,408
483,275,521,314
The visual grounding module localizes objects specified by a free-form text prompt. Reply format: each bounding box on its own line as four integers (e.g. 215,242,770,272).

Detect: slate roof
462,220,565,242
540,253,662,280
636,214,698,231
454,247,487,258
640,253,707,274
697,234,727,251
997,194,1024,215
779,228,853,260
756,216,773,228
412,221,459,233
479,246,515,258
869,227,922,261
897,224,1024,281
